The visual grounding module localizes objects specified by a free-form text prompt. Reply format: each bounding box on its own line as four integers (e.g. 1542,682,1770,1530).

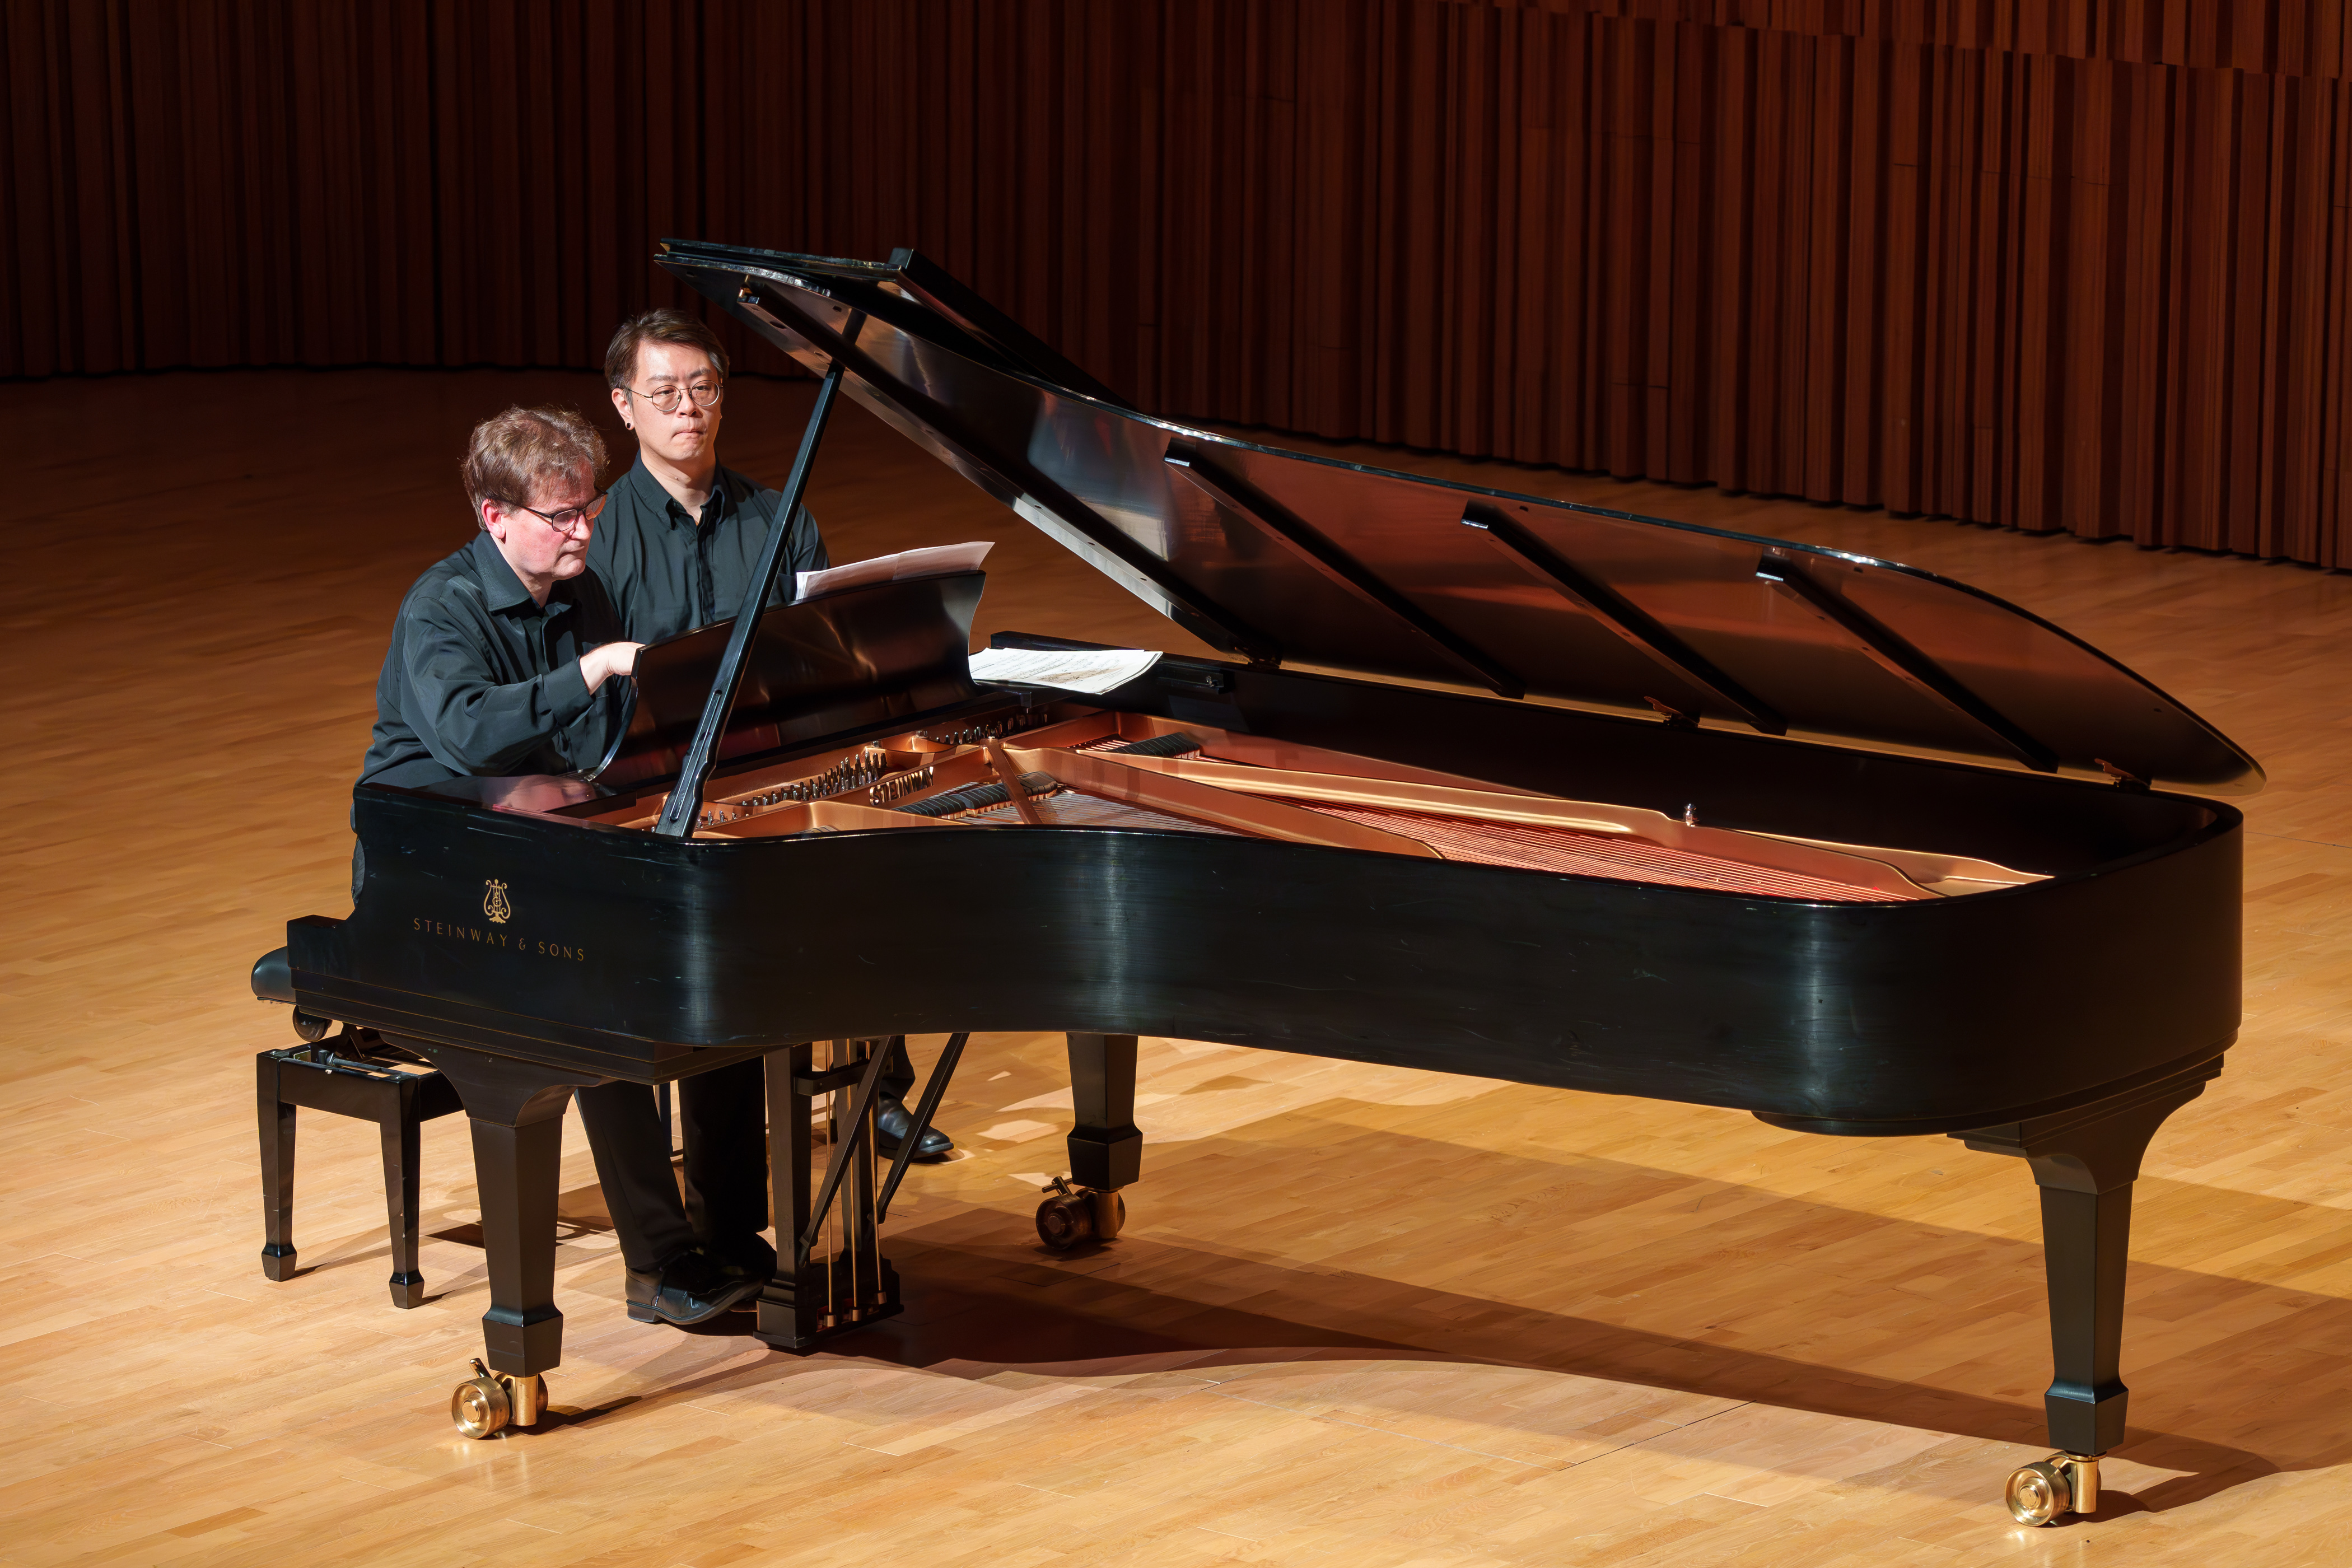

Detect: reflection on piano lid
655,239,2261,795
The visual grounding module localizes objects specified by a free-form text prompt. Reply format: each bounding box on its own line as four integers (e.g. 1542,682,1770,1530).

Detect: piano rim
310,778,2242,1135
283,937,2239,1142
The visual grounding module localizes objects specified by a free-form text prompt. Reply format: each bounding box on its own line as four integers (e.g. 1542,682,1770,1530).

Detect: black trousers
573,1040,917,1275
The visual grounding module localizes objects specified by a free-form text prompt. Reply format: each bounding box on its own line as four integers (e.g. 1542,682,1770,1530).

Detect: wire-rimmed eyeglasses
626,379,725,415
501,491,609,535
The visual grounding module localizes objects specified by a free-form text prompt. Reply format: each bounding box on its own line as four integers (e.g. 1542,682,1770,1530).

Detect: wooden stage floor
6,368,2352,1565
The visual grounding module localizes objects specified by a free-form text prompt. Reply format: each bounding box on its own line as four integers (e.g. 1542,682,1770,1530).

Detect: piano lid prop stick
876,1031,969,1224
654,328,862,839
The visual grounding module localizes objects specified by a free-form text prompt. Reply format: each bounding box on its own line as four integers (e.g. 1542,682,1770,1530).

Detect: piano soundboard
582,708,2045,904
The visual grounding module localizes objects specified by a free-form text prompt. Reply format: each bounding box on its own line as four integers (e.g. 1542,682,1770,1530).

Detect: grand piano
255,242,2258,1528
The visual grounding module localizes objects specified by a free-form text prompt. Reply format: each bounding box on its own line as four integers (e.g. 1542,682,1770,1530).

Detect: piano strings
615,707,2031,904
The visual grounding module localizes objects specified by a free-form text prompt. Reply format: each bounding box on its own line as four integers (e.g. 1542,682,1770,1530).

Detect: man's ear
610,385,633,430
480,498,508,540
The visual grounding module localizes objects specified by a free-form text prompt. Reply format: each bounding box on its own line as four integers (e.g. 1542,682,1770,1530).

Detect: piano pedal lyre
2005,1452,2099,1526
450,1357,545,1439
1034,1174,1126,1251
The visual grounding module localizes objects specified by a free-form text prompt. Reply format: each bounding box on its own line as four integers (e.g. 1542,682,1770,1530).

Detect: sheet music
966,646,1163,695
794,540,992,600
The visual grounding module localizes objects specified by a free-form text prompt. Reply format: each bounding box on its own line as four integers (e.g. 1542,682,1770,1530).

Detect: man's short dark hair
605,307,729,390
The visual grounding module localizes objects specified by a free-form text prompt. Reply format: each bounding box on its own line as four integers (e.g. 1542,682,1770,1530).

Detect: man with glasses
591,307,831,642
585,310,954,1214
358,404,769,1329
357,405,641,792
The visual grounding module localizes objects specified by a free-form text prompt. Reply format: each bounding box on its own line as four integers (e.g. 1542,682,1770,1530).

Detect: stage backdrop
8,1,2350,563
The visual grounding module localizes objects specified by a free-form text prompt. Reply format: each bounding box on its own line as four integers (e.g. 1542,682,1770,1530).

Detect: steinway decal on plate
483,878,512,923
412,914,588,963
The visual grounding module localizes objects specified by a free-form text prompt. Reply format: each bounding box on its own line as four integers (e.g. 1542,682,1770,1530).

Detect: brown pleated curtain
7,1,2350,563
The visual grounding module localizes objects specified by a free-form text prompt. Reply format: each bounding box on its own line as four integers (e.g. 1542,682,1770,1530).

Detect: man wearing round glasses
357,406,642,792
568,309,955,1333
359,403,774,1328
590,308,832,642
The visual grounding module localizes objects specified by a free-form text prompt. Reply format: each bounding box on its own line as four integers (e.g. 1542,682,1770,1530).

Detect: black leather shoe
625,1245,764,1326
875,1094,953,1161
705,1232,776,1284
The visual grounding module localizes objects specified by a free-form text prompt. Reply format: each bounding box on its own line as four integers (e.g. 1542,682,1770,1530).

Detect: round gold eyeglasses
626,380,725,415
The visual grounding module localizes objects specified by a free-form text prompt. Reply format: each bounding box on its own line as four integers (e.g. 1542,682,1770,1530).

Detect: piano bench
257,1030,464,1309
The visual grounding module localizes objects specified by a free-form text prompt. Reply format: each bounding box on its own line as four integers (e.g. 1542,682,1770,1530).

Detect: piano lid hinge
1161,664,1235,694
1645,697,1698,729
2096,758,2150,792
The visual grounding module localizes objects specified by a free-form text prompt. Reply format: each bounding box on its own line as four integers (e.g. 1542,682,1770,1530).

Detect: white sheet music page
966,646,1163,696
794,540,992,600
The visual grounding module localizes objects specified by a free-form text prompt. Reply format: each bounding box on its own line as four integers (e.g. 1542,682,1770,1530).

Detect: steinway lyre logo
483,879,512,925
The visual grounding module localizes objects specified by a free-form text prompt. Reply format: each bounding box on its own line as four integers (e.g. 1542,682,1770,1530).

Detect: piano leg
1038,1033,1140,1250
1954,1058,2219,1525
399,1041,601,1437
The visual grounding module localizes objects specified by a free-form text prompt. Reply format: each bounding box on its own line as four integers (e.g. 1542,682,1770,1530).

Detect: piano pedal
2005,1452,2099,1525
450,1358,545,1439
1035,1176,1126,1251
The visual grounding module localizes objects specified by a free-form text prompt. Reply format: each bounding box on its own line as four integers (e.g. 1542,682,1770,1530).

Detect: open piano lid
659,240,2262,795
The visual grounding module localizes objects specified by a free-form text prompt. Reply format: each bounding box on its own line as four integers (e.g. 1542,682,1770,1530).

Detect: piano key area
8,369,2352,1567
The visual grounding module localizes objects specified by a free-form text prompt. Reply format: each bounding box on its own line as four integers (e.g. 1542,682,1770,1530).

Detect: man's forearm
411,659,598,776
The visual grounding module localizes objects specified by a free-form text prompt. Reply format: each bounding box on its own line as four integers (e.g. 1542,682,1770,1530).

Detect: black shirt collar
619,452,741,529
466,529,573,619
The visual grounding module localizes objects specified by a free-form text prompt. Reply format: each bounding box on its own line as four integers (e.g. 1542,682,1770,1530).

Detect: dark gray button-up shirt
357,531,629,789
585,455,832,643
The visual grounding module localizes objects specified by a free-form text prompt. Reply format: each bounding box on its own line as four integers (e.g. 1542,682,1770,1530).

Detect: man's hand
581,641,644,693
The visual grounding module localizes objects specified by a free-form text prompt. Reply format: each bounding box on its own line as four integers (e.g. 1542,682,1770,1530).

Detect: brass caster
1035,1176,1126,1251
2005,1452,2099,1526
450,1358,546,1438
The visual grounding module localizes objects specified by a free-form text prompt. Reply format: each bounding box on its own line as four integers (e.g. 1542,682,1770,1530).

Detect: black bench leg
258,1053,297,1281
382,1076,426,1308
